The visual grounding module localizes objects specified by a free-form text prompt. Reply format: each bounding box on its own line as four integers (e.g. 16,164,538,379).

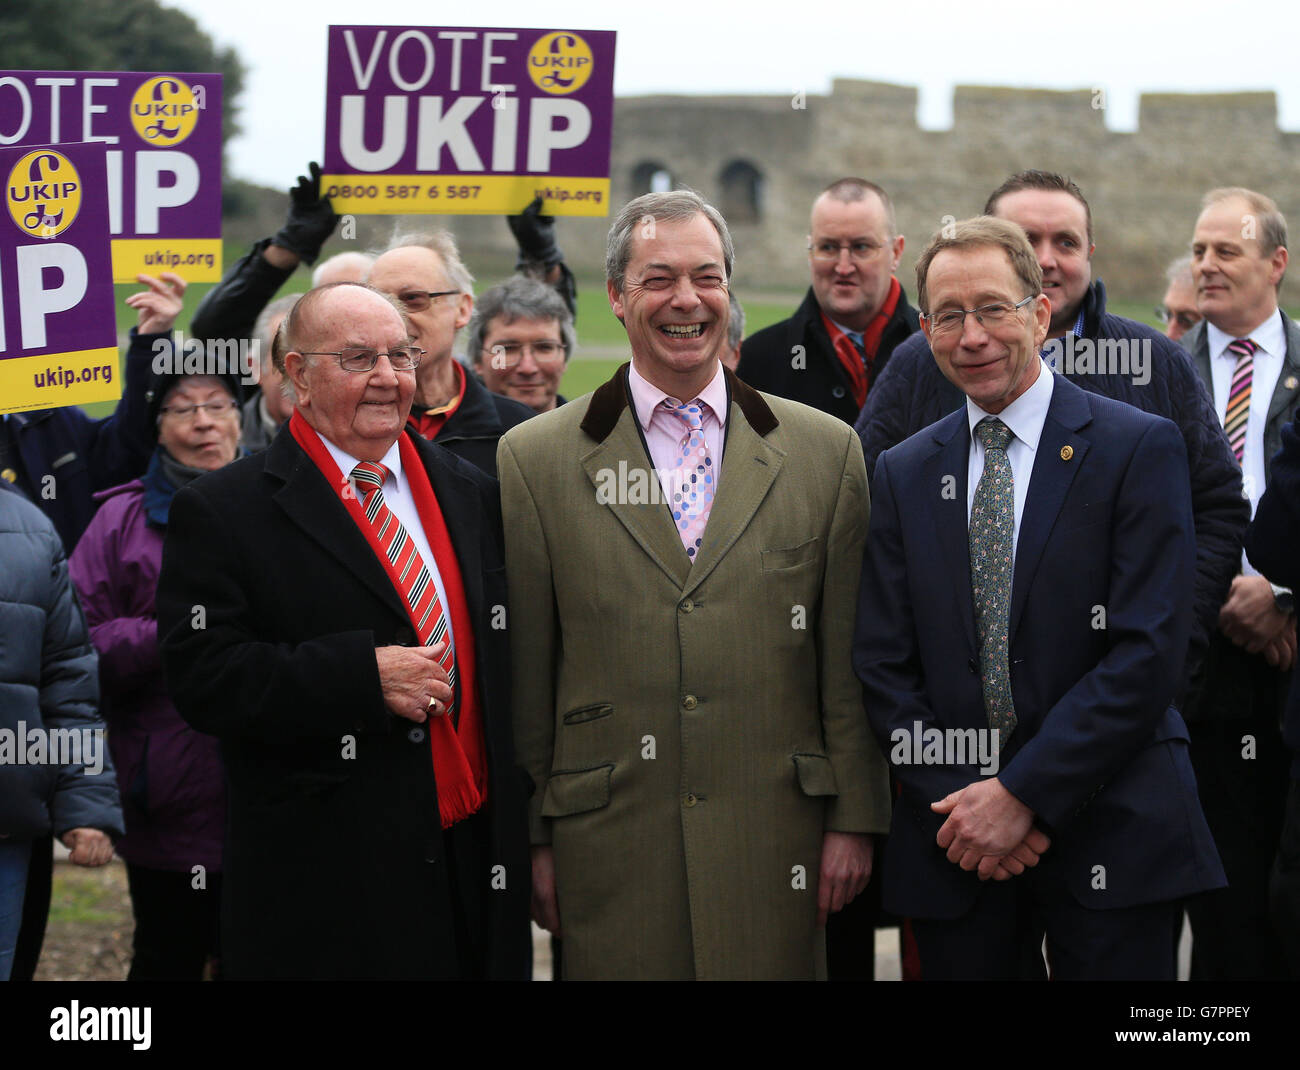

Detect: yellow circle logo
528,32,594,95
130,76,200,146
7,150,82,240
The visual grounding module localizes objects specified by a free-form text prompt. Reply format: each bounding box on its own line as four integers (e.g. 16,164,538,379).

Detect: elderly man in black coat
157,282,531,979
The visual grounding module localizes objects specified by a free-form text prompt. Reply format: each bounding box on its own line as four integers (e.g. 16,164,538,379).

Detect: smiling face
607,213,730,399
991,189,1093,338
1192,195,1288,338
284,287,415,461
367,245,472,381
808,191,904,331
157,375,240,470
473,314,567,413
922,245,1051,414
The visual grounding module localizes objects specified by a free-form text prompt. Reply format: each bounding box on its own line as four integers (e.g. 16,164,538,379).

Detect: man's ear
1271,245,1289,288
889,234,905,273
607,278,625,323
455,293,473,330
284,352,311,407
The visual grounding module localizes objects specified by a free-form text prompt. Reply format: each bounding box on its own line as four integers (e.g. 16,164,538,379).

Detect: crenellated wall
447,79,1300,305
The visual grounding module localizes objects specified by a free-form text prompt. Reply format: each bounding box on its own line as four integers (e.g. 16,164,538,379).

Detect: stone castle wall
449,79,1300,306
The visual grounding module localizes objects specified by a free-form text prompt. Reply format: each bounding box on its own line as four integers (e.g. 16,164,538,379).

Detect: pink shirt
627,361,729,500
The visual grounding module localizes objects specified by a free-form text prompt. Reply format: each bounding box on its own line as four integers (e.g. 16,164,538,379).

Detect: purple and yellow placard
322,26,616,217
0,71,223,282
1,141,119,413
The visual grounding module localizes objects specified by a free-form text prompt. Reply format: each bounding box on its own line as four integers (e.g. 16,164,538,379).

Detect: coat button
408,727,425,743
682,695,698,710
831,386,846,399
679,598,694,613
685,793,698,807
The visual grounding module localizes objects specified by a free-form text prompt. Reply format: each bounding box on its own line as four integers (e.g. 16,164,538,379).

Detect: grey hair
253,294,301,373
1165,254,1195,287
605,190,734,295
379,228,476,294
465,275,575,364
727,292,745,350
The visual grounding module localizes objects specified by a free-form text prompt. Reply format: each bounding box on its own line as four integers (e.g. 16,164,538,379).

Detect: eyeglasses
298,347,426,372
395,290,460,312
923,295,1036,335
809,240,886,262
1155,307,1199,331
159,399,239,421
483,341,568,369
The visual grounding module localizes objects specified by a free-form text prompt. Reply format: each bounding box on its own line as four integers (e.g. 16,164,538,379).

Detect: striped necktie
1224,338,1257,465
350,461,458,713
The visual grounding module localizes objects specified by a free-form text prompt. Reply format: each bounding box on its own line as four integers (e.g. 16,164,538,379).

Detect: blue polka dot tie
662,398,715,560
970,417,1017,749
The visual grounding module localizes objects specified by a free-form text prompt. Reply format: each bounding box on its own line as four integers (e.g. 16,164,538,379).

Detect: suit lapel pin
1060,445,1074,461
1285,376,1298,391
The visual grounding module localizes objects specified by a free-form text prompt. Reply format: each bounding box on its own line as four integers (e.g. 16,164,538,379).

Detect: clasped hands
375,639,452,722
932,777,1049,881
1219,574,1296,670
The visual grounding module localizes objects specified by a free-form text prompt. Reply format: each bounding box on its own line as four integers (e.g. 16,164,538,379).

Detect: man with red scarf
737,178,920,425
156,282,530,979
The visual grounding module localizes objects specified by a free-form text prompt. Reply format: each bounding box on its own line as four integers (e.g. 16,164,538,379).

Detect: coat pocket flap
541,763,615,817
792,752,839,797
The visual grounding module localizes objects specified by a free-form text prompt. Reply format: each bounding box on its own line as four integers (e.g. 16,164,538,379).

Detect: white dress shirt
320,433,456,656
1207,309,1285,576
965,359,1057,564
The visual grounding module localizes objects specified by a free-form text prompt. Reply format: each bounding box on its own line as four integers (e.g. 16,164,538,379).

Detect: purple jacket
69,480,225,872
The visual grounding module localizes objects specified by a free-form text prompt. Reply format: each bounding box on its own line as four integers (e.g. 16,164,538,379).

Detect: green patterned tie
970,417,1017,749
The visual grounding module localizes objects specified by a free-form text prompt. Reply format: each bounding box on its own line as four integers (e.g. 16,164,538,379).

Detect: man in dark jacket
368,232,535,477
1244,416,1300,977
157,282,531,979
737,178,920,424
857,171,1248,697
1179,186,1297,979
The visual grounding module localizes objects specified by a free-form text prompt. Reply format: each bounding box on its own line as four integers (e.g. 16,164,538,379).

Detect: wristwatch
1270,583,1295,615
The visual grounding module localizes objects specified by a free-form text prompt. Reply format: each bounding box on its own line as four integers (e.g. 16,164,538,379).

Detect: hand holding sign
272,161,339,267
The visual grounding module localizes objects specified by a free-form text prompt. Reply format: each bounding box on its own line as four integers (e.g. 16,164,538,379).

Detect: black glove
271,162,338,266
507,195,562,269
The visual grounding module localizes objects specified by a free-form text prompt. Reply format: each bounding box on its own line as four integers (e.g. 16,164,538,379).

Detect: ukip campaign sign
1,141,119,414
0,71,223,282
322,26,616,217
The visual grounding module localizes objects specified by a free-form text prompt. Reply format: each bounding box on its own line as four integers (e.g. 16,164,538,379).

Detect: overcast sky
165,0,1300,190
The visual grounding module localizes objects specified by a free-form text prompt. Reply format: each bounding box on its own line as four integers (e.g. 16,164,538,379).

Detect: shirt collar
829,318,864,347
318,432,404,493
628,361,729,433
1207,307,1284,363
966,358,1055,453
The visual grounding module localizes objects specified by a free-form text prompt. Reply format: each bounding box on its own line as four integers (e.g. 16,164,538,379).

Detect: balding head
312,252,375,287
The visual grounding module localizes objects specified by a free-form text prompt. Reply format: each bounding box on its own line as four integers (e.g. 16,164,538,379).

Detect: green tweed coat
499,363,891,980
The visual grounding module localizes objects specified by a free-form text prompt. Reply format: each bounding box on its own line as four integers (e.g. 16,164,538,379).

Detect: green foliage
0,0,245,153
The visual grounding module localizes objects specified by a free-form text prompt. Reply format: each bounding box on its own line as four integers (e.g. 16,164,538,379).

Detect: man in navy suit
853,217,1225,979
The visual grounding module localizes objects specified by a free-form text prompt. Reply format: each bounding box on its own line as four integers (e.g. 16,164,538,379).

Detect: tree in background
0,0,245,154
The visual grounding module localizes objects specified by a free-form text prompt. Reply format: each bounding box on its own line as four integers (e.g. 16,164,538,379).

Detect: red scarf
289,411,488,827
820,276,902,410
409,360,467,441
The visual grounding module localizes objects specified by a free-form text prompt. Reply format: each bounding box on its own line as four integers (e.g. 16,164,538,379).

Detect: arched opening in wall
718,160,764,224
631,161,674,195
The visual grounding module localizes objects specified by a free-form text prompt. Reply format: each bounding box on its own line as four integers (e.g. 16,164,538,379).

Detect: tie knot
350,461,390,492
663,398,706,431
1229,338,1259,358
976,417,1013,452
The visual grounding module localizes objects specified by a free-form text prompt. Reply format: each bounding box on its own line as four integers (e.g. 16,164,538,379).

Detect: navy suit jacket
853,372,1225,919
